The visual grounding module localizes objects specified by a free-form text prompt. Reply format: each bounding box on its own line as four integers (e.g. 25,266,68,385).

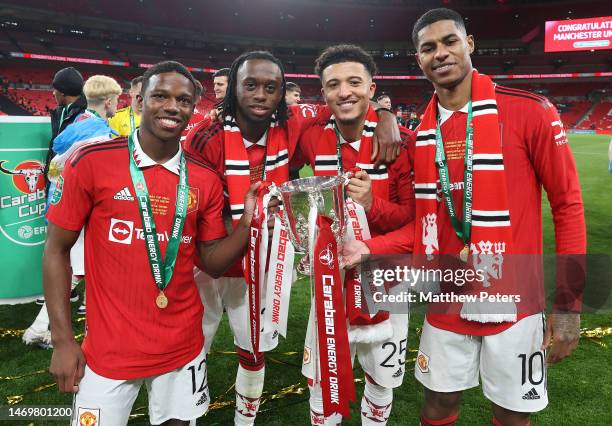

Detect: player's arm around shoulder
365,130,415,229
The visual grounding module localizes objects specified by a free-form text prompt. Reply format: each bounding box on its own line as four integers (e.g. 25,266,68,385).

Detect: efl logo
108,218,134,244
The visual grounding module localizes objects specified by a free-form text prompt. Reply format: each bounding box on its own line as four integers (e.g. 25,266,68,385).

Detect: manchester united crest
187,186,199,214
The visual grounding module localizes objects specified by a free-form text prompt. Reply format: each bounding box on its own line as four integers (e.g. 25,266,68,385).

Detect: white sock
234,365,265,426
308,381,342,426
30,302,50,331
361,379,393,425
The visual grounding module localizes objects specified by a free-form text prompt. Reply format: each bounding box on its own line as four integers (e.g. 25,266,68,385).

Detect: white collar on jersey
337,131,361,152
243,130,268,149
437,102,469,126
132,130,182,175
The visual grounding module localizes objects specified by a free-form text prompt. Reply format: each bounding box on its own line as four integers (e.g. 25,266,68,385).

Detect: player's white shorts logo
77,407,99,426
417,351,430,373
109,218,134,244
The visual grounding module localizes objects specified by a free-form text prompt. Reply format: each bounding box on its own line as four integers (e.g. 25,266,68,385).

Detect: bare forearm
43,247,75,346
200,219,250,278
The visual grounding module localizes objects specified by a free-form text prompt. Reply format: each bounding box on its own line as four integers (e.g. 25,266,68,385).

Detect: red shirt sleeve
366,127,416,233
527,99,586,311
365,220,415,255
288,104,330,168
46,154,94,231
197,172,226,242
184,118,224,174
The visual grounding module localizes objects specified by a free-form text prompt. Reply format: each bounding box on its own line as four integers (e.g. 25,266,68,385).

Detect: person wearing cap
24,75,123,349
50,67,87,139
44,67,88,187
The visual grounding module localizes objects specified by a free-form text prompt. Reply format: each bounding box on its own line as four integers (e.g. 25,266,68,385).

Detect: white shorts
415,313,548,413
70,228,85,276
194,269,278,353
71,347,208,425
302,305,409,389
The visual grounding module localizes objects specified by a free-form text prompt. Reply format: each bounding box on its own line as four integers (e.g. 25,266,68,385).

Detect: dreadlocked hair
221,50,288,126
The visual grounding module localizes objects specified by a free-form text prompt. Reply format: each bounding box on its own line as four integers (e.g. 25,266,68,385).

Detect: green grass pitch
0,134,610,425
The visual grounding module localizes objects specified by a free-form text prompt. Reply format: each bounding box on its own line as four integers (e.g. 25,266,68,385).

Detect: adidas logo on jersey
392,367,403,378
522,387,540,400
113,187,134,201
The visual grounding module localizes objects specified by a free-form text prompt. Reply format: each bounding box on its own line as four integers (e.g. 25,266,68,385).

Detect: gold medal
459,245,469,263
156,291,168,309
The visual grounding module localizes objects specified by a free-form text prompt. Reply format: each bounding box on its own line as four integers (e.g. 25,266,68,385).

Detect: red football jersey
418,86,586,336
298,120,416,254
183,104,327,276
47,133,226,379
181,107,205,141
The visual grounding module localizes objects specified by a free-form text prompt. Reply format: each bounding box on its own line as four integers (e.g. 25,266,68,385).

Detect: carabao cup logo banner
0,117,51,300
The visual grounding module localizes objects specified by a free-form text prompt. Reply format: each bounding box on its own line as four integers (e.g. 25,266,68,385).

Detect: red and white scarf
313,106,392,339
223,116,294,352
414,70,516,322
224,115,289,225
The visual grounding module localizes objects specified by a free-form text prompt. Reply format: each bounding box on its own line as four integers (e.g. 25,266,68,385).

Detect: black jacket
44,95,87,185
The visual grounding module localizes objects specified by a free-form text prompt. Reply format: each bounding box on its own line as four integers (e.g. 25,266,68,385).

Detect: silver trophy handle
341,170,354,186
267,182,281,199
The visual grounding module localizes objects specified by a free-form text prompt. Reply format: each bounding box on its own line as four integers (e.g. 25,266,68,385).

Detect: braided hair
222,51,288,126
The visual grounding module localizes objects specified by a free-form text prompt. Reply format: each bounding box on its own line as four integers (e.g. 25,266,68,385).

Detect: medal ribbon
435,101,473,245
127,133,189,295
314,215,355,418
333,125,345,175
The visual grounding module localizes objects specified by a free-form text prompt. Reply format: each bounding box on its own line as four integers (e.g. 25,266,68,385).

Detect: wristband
374,106,394,114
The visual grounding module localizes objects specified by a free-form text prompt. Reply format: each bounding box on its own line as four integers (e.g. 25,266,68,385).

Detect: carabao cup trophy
269,174,350,260
269,174,356,419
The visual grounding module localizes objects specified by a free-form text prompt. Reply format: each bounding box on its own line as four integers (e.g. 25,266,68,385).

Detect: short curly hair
314,44,378,79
